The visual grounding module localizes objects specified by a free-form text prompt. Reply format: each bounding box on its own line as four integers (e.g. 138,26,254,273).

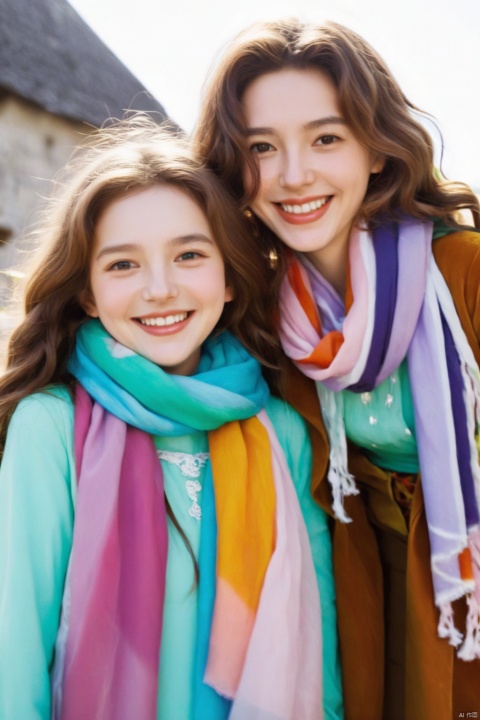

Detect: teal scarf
69,319,269,435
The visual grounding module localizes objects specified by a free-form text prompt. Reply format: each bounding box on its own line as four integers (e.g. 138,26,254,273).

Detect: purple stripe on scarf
376,220,431,384
441,311,480,528
350,221,398,392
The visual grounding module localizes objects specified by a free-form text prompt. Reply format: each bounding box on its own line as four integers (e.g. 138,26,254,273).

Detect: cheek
322,153,351,183
193,263,228,302
331,157,368,197
88,277,125,315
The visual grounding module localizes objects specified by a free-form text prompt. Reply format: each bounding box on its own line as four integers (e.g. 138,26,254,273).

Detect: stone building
0,0,168,282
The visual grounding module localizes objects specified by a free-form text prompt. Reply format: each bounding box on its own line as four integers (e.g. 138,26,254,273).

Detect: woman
193,18,480,720
0,119,342,719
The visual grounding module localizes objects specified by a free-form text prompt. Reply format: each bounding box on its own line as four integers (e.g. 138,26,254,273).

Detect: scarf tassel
437,532,480,659
329,465,359,524
317,382,359,523
457,594,480,660
437,603,463,647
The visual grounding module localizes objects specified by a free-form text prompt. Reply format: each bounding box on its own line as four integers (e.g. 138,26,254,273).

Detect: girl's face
84,184,232,376
243,68,383,289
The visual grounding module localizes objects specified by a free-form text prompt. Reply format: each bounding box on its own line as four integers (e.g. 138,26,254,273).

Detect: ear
371,155,385,174
79,288,99,318
224,285,234,303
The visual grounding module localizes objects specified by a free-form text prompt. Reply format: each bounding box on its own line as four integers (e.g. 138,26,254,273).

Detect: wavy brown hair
0,117,282,451
193,18,479,270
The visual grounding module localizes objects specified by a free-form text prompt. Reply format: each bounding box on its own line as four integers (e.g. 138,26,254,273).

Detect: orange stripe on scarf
298,331,345,368
207,417,276,694
290,255,354,368
288,260,322,335
209,417,276,608
459,547,474,582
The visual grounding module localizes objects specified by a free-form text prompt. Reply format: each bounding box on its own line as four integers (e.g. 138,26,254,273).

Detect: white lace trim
157,450,209,520
185,480,202,520
157,450,209,478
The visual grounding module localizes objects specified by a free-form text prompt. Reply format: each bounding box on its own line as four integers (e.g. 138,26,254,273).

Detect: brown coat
283,232,480,720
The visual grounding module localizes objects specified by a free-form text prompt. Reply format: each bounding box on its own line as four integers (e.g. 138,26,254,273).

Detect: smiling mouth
278,197,330,215
136,312,191,327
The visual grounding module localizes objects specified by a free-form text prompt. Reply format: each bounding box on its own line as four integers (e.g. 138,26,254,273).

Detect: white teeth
140,313,188,327
280,197,329,214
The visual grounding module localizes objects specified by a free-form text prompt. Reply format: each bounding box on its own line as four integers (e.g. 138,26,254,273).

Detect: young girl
0,120,343,719
193,19,480,720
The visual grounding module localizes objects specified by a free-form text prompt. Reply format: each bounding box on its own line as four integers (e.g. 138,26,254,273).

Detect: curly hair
0,116,282,450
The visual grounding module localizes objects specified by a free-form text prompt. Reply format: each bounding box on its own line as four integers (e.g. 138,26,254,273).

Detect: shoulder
433,230,480,276
433,230,480,363
12,384,73,412
2,384,76,505
8,385,74,439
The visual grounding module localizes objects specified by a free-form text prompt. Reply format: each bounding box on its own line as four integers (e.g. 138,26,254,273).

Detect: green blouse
343,360,419,473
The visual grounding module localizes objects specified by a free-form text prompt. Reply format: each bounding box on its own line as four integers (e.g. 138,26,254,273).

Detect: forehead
242,67,341,128
95,184,212,241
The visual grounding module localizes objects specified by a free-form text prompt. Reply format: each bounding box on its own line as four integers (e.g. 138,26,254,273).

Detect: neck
304,238,349,298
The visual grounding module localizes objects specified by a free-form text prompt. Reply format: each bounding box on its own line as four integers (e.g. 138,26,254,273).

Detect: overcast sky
68,0,480,191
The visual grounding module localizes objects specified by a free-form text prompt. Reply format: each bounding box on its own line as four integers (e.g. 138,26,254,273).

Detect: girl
0,120,343,719
193,19,480,720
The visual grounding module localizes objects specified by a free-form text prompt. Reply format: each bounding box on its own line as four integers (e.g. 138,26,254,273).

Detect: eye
108,260,136,271
250,142,274,154
177,250,204,262
315,134,340,146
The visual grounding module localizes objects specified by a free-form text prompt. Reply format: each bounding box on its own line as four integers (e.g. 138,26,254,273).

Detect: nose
142,265,179,302
279,148,315,191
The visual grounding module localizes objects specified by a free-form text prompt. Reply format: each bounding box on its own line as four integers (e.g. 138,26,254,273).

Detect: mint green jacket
0,386,343,719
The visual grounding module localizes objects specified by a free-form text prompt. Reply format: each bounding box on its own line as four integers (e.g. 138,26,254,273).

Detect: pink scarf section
52,387,168,720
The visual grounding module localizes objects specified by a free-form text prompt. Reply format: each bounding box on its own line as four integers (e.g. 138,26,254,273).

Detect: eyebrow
244,115,347,136
95,234,215,261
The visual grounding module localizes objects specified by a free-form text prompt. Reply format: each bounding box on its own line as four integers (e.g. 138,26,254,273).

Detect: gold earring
269,249,278,270
244,208,253,219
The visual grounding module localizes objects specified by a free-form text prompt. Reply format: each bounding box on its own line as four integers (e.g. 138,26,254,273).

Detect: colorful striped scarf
279,217,480,660
51,320,322,719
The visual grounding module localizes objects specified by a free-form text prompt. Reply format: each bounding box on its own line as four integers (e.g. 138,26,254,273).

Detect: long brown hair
193,18,479,245
0,117,281,450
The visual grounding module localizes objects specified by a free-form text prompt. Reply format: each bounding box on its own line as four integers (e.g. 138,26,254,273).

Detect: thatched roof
0,0,168,127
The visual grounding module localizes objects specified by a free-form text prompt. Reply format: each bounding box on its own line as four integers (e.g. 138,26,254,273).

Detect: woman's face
84,184,232,376
242,68,383,286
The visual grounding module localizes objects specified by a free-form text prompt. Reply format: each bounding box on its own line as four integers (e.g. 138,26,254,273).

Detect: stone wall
0,94,89,272
0,96,91,356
